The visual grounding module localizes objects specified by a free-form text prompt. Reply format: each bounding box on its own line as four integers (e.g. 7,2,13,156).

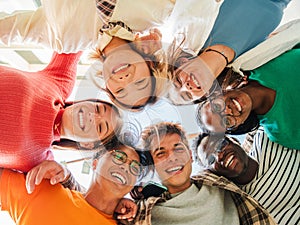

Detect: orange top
0,169,116,225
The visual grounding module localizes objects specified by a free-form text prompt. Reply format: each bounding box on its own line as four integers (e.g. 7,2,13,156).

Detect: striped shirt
242,127,300,225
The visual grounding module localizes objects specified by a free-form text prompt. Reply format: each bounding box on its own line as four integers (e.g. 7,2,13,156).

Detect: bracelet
205,48,229,65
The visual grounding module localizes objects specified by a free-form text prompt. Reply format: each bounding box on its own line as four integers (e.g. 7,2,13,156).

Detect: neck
166,181,192,195
103,37,131,56
242,80,276,115
84,181,122,215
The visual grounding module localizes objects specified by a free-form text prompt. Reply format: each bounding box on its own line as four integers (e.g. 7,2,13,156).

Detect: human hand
129,185,144,200
26,160,70,194
134,28,162,54
115,198,138,222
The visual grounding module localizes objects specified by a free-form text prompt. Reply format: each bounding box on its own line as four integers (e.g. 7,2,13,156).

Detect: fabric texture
95,0,224,52
231,19,300,74
242,127,300,225
203,0,290,58
0,169,116,225
0,0,100,53
151,183,239,225
249,46,300,149
0,52,82,172
133,171,276,225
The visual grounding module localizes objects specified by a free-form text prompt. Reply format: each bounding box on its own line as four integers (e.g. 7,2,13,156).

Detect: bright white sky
1,0,300,224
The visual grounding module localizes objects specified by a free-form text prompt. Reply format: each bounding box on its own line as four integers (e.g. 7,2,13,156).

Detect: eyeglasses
210,97,238,130
205,137,230,166
110,150,142,176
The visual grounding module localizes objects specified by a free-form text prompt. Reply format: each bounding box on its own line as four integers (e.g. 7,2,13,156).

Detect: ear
92,159,98,170
189,149,194,163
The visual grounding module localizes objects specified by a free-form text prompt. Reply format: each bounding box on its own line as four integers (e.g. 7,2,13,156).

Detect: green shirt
249,45,300,149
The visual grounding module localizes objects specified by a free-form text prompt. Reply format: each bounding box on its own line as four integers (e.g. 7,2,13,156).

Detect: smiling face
61,101,120,142
150,133,192,194
172,57,215,104
199,90,253,133
95,145,141,195
103,47,153,108
196,135,248,178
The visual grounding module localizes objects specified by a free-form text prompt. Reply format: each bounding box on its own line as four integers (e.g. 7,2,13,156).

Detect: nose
93,113,103,123
120,164,130,174
216,151,225,162
115,72,132,82
223,105,233,115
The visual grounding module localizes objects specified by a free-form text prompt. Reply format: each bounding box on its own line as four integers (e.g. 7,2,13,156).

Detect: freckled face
103,48,153,108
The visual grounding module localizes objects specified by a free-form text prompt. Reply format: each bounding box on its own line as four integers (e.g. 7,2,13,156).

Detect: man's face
150,133,192,194
94,145,141,197
197,135,248,178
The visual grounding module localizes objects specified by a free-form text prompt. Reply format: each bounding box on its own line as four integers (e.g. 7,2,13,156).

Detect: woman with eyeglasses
197,44,300,149
1,138,150,225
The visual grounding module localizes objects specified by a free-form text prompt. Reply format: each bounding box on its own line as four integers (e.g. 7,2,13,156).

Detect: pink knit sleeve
42,51,83,99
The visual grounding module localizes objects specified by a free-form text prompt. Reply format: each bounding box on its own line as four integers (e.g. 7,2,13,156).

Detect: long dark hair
53,99,122,150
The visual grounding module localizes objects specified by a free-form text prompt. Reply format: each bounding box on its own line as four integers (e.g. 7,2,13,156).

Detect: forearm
0,9,48,47
0,0,101,53
60,172,86,193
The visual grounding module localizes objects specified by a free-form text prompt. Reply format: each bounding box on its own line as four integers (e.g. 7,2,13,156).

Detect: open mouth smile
78,109,85,131
165,165,184,174
232,98,242,113
112,64,130,74
111,172,127,185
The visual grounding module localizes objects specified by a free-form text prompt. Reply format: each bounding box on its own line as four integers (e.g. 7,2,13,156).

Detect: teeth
78,110,84,130
232,99,242,112
111,172,126,185
166,166,183,173
113,64,129,73
224,155,234,168
190,74,200,87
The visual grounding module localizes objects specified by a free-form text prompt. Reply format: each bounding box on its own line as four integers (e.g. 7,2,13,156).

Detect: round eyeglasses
110,150,142,176
205,137,230,166
210,97,238,130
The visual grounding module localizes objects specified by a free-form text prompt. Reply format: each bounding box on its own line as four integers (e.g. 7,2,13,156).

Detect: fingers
26,167,39,194
25,160,67,194
115,198,138,221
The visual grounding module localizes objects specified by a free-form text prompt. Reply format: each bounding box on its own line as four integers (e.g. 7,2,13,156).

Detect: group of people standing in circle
0,0,299,225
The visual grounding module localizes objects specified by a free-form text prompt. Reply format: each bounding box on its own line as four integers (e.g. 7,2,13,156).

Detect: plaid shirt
95,0,117,24
131,171,277,225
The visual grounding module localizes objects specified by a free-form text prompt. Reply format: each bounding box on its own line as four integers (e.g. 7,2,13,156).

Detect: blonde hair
89,43,172,111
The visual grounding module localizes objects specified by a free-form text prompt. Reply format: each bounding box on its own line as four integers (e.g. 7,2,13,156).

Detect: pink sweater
0,52,82,172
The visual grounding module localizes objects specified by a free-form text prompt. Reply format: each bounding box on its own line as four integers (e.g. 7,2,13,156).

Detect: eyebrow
153,142,185,153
